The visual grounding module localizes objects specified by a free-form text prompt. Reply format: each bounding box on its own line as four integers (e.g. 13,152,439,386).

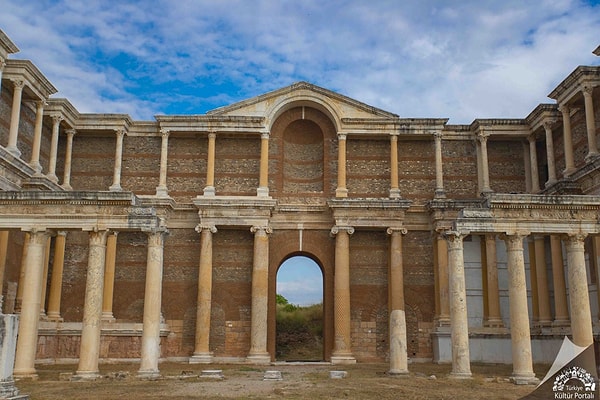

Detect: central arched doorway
275,255,325,361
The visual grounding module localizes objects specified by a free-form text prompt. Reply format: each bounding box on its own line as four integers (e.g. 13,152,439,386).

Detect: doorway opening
276,255,324,361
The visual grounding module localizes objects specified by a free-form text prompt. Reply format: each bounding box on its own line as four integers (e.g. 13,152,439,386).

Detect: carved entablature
328,198,412,229
193,195,277,228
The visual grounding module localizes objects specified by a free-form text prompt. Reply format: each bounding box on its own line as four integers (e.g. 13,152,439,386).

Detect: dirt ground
15,362,544,399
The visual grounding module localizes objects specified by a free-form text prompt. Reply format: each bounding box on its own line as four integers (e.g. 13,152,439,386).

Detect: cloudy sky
1,0,599,125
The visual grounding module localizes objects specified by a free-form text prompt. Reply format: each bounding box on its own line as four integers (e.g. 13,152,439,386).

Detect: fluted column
101,232,118,322
62,129,76,190
335,133,348,198
387,227,408,375
389,133,400,198
330,225,355,364
0,231,8,311
550,236,569,327
74,230,108,380
109,129,126,191
434,233,450,326
582,86,598,161
482,234,503,327
138,230,167,378
444,231,471,378
543,120,558,186
247,225,271,363
13,230,49,378
46,231,67,321
477,131,492,194
6,80,25,157
190,224,217,363
559,105,576,176
203,132,216,196
155,129,170,197
257,132,270,197
47,114,63,183
29,100,45,174
528,134,540,193
502,233,538,385
433,131,446,198
564,233,593,347
533,236,551,326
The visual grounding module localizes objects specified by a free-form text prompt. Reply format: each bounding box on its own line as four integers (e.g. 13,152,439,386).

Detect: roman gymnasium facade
0,30,599,383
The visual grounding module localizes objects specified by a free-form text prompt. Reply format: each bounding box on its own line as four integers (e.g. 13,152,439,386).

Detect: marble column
101,232,118,322
477,131,492,194
559,105,576,176
155,129,170,197
61,129,76,190
40,236,52,317
582,86,598,161
335,133,348,198
482,235,503,327
564,233,593,347
46,231,66,321
434,233,451,326
528,134,540,193
0,231,8,311
533,236,552,326
74,230,108,380
387,227,408,375
247,226,271,363
190,224,217,363
13,230,49,378
257,132,270,197
543,121,558,186
47,114,63,183
527,239,539,326
330,226,356,364
6,80,25,157
550,235,570,327
109,129,126,191
389,133,400,198
433,131,446,198
29,100,45,175
502,233,538,385
138,230,166,378
445,231,471,378
204,132,216,196
14,233,29,313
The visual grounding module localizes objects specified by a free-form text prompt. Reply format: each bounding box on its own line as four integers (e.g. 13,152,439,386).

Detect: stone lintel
328,198,412,228
37,321,170,337
3,59,57,99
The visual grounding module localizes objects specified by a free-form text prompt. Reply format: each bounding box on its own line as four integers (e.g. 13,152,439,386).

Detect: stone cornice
156,115,265,134
193,195,277,228
45,98,81,128
0,29,19,59
74,113,132,134
525,104,561,132
548,66,600,104
3,59,57,99
328,198,412,228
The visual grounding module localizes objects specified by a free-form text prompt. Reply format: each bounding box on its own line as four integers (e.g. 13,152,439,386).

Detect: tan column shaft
102,232,118,321
435,234,450,326
7,80,24,157
582,86,598,159
257,132,269,197
75,230,108,379
40,236,52,315
47,231,66,321
565,234,593,347
331,226,355,364
534,236,552,325
335,133,348,198
434,131,446,198
247,226,271,363
503,233,537,384
47,114,63,183
527,239,539,325
543,121,558,186
445,232,471,378
483,235,503,327
204,132,216,196
0,231,9,311
550,236,569,325
559,105,576,175
109,129,126,191
477,131,492,193
138,231,166,378
155,129,170,197
389,133,400,198
522,143,532,193
13,230,49,378
29,100,45,174
61,129,76,190
388,228,408,374
15,233,30,313
191,225,216,363
528,135,540,192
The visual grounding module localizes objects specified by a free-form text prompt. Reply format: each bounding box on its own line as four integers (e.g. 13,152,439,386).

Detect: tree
276,293,289,305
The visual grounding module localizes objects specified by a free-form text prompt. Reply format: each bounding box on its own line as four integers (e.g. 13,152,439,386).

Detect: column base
510,374,539,385
137,370,161,380
46,313,63,322
434,189,446,198
256,187,270,198
108,184,122,192
331,354,356,365
155,186,169,198
30,162,42,176
61,183,73,191
47,173,58,183
12,370,37,381
434,317,451,328
388,369,409,376
449,371,472,379
246,353,271,365
203,186,215,196
389,188,401,199
189,352,214,364
483,318,504,328
101,312,115,323
71,371,101,381
335,188,348,198
5,146,21,158
0,379,22,399
563,167,577,177
584,152,599,163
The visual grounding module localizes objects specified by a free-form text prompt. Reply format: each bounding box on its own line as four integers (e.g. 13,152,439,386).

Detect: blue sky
1,1,599,124
277,256,323,306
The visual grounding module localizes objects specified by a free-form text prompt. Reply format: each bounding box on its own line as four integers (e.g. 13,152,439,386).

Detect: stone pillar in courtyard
73,230,108,380
481,234,503,328
138,230,167,379
550,236,570,327
6,80,24,157
335,133,348,198
502,233,538,385
387,227,408,375
190,224,217,363
109,129,126,191
330,225,356,364
61,129,76,190
444,231,471,379
257,132,270,197
101,232,118,322
46,231,67,321
247,225,271,363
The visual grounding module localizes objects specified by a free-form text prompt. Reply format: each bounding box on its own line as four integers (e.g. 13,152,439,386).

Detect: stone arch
266,95,342,132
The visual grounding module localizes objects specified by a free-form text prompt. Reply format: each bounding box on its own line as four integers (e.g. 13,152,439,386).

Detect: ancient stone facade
0,30,599,382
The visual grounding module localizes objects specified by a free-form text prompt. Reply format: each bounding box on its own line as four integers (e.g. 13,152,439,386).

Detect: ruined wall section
70,136,114,191
347,139,389,198
488,140,527,194
442,138,478,198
